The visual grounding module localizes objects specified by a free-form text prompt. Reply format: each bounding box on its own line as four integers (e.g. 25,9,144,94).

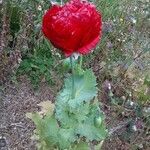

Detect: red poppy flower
42,0,102,57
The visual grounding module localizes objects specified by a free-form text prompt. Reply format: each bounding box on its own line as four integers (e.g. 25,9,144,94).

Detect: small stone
131,17,136,24
121,96,126,100
130,101,134,106
0,137,6,147
132,125,137,131
138,144,143,149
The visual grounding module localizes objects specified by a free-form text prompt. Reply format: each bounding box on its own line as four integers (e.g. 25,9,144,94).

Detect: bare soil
0,76,56,150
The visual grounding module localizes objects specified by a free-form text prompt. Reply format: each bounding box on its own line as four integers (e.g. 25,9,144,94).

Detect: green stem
70,56,75,99
79,55,83,69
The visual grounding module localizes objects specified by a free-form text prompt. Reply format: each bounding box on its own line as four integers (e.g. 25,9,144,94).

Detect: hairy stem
70,56,75,99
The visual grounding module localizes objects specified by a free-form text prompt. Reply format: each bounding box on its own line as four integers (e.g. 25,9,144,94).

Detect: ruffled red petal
42,0,102,57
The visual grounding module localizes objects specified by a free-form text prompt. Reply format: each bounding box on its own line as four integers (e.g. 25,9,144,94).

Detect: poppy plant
28,2,107,149
42,0,102,57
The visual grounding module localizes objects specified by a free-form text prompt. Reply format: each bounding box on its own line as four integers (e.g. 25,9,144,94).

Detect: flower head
42,0,102,57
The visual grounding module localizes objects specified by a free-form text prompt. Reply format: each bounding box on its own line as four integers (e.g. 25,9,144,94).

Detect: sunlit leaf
37,101,55,116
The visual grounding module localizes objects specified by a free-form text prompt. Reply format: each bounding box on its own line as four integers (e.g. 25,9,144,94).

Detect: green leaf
67,69,97,108
144,75,150,86
72,102,90,123
77,123,107,141
76,105,107,141
55,89,78,127
55,94,91,127
39,64,47,73
26,113,59,149
75,69,97,101
95,141,104,150
39,115,59,147
95,117,102,128
37,101,55,117
58,128,77,149
73,141,90,150
26,112,42,127
55,69,107,139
